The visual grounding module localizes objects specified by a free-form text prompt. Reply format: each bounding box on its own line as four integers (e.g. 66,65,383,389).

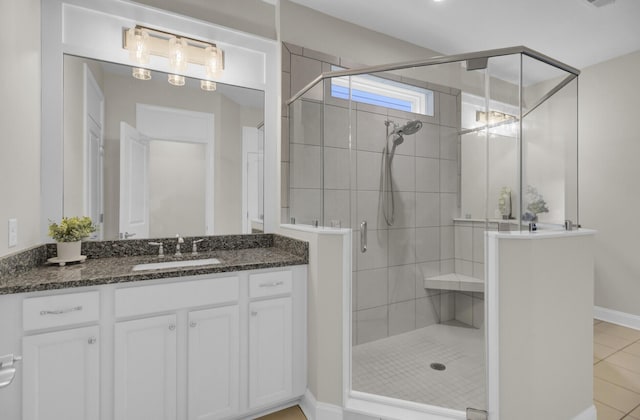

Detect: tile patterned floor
263,320,640,420
352,323,485,411
593,320,640,420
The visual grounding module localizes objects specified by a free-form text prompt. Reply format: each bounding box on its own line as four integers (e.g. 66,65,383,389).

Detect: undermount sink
132,258,221,271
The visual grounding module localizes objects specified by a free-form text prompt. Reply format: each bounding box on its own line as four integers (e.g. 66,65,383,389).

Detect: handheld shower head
392,120,423,136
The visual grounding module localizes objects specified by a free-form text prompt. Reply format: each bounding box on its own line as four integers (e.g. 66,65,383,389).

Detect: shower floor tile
352,323,485,411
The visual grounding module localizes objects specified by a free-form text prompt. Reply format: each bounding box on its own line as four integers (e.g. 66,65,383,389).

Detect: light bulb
205,45,223,79
126,28,150,65
169,36,188,73
132,67,151,80
200,80,217,91
168,74,185,86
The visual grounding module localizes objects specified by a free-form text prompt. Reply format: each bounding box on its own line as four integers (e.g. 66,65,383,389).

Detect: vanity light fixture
123,25,224,88
476,110,517,124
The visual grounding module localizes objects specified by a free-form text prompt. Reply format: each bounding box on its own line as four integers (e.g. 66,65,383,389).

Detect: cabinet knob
168,324,176,331
190,321,197,328
251,311,258,316
88,337,97,345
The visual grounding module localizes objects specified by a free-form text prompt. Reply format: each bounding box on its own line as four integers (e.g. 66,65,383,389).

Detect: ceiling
288,0,640,71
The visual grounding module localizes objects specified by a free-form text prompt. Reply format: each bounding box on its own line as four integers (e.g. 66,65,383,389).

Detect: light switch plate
8,219,17,247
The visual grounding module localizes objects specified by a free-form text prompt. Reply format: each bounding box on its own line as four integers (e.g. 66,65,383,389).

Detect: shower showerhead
392,120,423,136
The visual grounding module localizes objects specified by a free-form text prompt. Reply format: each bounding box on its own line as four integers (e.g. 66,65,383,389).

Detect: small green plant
48,217,97,242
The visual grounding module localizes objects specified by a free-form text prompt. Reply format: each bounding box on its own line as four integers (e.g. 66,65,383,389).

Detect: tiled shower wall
282,43,470,345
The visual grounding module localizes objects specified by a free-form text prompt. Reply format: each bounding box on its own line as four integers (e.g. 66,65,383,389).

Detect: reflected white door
242,127,263,233
119,122,150,239
86,118,103,239
84,64,104,239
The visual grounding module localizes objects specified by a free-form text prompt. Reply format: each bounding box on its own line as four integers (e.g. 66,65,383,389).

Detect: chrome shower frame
286,46,580,106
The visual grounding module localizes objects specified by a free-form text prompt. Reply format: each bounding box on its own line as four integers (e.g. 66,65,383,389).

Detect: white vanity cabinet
0,265,306,420
249,297,293,408
248,271,294,409
22,326,100,420
114,314,178,420
188,305,240,420
110,265,305,420
21,291,101,420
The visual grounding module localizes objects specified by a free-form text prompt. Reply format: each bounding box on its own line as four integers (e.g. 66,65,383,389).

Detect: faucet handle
192,239,204,255
174,234,183,256
148,242,164,257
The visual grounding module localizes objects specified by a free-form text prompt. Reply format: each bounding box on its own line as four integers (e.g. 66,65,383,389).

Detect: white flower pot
56,241,82,260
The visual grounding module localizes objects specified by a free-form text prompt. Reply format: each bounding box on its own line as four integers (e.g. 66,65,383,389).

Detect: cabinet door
114,314,177,420
249,297,293,408
23,325,99,420
188,306,240,420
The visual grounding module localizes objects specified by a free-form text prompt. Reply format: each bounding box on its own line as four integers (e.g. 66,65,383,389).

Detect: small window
330,66,434,116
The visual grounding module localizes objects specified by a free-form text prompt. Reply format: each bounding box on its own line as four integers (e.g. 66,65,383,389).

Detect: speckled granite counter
0,234,308,295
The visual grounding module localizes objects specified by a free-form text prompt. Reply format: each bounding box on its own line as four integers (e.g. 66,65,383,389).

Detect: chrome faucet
175,234,184,256
192,239,204,255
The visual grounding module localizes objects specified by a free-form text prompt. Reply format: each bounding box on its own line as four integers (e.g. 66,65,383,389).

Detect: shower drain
430,362,446,371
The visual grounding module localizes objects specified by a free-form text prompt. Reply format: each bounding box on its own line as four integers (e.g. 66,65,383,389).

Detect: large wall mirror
41,0,279,241
63,55,265,240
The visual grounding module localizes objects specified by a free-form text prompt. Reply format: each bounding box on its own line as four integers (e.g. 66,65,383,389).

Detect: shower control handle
360,221,367,253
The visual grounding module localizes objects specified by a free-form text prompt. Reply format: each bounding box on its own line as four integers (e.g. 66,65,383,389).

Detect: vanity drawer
115,275,239,318
249,270,292,298
23,291,100,331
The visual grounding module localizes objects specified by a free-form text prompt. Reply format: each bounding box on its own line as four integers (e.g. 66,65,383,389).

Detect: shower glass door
346,60,489,415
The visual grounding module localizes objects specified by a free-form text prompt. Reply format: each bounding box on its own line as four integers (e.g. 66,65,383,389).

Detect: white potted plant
48,216,97,260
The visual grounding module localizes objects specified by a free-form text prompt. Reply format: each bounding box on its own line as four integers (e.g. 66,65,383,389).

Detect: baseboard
572,404,597,420
594,306,640,331
300,389,344,420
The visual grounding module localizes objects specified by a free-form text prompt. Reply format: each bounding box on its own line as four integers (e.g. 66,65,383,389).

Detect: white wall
0,0,41,256
280,0,440,66
148,141,206,237
493,232,594,420
580,50,640,318
134,0,277,39
279,227,346,406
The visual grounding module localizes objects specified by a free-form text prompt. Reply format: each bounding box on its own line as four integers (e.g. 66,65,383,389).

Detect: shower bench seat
424,273,484,292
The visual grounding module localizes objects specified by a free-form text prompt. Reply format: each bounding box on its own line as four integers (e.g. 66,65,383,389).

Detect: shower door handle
360,221,367,253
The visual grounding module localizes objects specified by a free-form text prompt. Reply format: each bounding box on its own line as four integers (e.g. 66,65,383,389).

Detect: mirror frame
41,0,280,240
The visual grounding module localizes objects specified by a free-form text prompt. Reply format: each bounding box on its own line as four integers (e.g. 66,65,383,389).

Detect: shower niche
284,47,579,417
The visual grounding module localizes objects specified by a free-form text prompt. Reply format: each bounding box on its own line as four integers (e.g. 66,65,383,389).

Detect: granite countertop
0,234,308,295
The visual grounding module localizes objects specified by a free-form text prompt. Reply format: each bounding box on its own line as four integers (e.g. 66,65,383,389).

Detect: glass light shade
126,28,150,65
168,74,185,86
169,36,188,73
205,45,223,79
200,80,217,91
132,67,151,80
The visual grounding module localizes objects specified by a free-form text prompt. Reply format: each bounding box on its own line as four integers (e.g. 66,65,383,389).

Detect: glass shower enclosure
285,46,579,417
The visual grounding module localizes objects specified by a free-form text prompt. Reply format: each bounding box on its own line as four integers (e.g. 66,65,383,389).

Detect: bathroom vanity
0,234,308,420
